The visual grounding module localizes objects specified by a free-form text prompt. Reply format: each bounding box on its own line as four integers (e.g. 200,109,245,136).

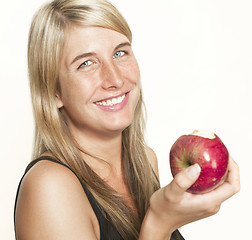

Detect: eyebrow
114,42,131,51
70,52,94,65
70,41,131,65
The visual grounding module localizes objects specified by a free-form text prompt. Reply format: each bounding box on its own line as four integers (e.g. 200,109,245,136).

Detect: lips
94,93,126,106
94,92,129,112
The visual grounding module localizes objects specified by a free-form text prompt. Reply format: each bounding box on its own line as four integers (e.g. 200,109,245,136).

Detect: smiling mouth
94,93,127,106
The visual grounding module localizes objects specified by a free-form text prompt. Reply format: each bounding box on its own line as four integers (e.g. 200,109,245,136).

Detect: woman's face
57,25,140,138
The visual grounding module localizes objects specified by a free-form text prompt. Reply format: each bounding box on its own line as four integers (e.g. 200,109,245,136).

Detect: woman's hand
139,158,240,240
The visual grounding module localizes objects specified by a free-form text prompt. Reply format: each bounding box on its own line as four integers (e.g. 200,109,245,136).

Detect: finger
223,158,240,195
167,164,201,199
203,159,240,203
225,158,240,185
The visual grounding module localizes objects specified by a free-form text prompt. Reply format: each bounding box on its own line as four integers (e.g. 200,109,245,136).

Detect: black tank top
14,157,184,240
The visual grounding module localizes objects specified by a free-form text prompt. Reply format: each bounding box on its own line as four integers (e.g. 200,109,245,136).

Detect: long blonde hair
28,0,159,239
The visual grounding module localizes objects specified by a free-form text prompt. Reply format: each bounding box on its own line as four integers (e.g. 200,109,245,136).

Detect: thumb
169,164,201,197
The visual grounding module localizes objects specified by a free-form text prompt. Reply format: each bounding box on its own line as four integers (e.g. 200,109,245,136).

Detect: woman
14,0,240,239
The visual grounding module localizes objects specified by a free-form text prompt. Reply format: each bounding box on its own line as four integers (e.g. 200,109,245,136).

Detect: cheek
59,73,98,106
126,64,141,107
123,60,140,85
133,66,141,84
60,80,81,105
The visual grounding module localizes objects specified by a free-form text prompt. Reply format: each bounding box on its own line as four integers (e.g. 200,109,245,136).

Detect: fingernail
186,164,201,178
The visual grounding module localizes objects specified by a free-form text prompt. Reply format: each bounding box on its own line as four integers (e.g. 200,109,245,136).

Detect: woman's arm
139,158,240,240
15,160,99,240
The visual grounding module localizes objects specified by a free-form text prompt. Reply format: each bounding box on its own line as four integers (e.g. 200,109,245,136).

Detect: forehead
62,25,129,58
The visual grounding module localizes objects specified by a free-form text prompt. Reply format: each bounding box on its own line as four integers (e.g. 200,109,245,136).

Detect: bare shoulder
15,160,99,240
19,160,83,196
146,147,159,179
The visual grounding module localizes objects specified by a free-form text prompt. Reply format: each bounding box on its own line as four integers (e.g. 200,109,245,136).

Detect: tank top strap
14,156,122,240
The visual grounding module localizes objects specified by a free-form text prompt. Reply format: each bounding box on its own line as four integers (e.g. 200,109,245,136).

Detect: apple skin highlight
169,131,229,194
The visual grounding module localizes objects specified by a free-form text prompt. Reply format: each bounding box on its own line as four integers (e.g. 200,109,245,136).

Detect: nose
101,62,124,90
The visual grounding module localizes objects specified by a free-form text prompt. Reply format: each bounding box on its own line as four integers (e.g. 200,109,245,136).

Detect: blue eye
78,60,93,69
113,51,126,58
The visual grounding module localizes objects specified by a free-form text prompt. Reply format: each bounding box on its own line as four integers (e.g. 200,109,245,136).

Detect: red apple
169,130,229,194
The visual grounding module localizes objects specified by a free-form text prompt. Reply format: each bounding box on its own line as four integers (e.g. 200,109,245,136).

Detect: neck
71,127,123,179
78,132,122,163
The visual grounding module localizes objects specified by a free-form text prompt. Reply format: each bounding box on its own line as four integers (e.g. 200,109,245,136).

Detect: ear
55,93,64,109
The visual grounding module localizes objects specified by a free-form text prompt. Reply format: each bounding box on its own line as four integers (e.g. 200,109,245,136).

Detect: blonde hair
28,0,159,239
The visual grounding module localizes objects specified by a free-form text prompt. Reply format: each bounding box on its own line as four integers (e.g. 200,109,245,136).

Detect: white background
1,0,251,239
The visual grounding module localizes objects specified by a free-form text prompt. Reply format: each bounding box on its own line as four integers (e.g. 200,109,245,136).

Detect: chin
107,119,133,133
102,112,134,134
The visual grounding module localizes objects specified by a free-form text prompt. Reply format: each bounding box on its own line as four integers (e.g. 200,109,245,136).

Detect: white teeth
96,94,126,106
112,98,117,104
